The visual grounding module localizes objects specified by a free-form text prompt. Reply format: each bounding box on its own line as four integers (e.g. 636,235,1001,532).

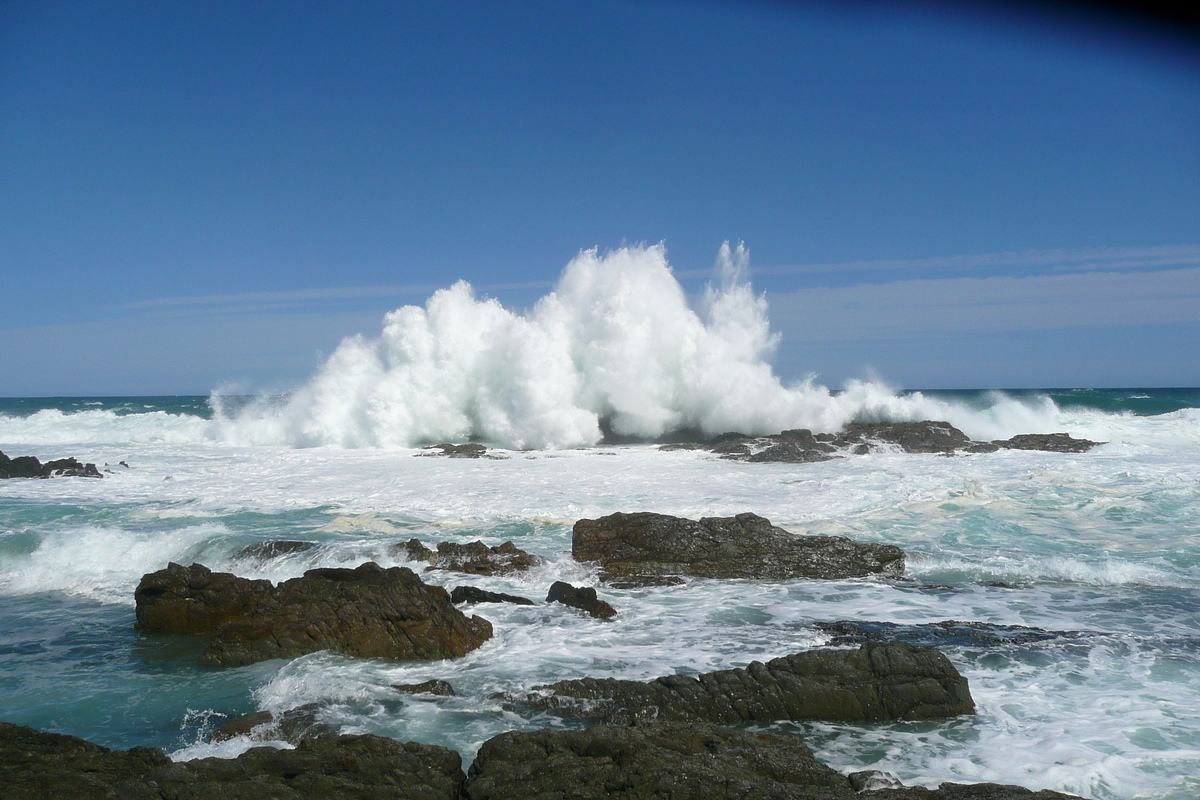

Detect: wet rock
842,421,973,454
512,642,974,724
546,580,616,619
573,512,905,582
394,679,457,697
466,720,857,800
429,540,542,575
236,540,316,560
993,433,1101,453
450,585,536,605
201,562,493,666
135,562,274,635
868,784,1089,799
813,620,1093,650
0,721,467,800
0,450,102,479
850,769,906,791
395,537,436,562
211,703,331,744
422,442,490,458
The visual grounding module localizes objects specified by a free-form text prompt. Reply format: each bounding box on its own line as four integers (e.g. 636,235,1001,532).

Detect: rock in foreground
466,720,856,800
573,512,905,582
135,561,492,666
0,721,466,800
513,641,974,724
0,450,102,479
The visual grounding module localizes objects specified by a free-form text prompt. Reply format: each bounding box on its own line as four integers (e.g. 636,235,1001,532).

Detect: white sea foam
208,244,1075,450
0,408,209,448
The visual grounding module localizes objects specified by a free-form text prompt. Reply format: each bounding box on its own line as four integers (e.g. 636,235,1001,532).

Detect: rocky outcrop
394,679,457,697
135,562,493,666
573,512,905,582
0,721,466,800
135,562,274,635
466,720,857,800
511,642,973,724
394,538,542,575
546,581,616,619
211,703,331,744
235,540,316,560
661,421,1100,462
203,562,493,666
420,442,495,458
450,585,536,605
0,450,102,478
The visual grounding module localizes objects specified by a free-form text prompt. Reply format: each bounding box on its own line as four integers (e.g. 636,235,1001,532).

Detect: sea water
2,246,1199,799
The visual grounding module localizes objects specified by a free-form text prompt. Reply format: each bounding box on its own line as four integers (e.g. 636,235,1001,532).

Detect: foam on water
208,244,1075,449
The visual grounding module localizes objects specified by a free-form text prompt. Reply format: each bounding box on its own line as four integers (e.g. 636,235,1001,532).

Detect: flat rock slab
135,561,492,666
0,721,466,800
513,642,974,724
573,511,905,582
466,720,857,800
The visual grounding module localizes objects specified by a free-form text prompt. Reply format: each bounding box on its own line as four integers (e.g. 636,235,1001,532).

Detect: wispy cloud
769,265,1200,341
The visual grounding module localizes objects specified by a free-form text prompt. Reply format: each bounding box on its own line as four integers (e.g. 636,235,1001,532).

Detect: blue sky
1,0,1197,395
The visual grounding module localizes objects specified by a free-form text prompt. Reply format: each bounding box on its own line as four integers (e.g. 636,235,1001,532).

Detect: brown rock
429,540,541,575
134,562,273,635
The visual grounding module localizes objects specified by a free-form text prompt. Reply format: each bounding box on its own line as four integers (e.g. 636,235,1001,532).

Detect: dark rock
993,433,1101,453
513,641,974,724
813,620,1093,650
135,562,274,635
395,537,436,562
868,784,1089,799
211,704,331,744
465,720,857,800
201,562,493,666
0,450,102,479
842,421,973,454
850,769,905,791
573,512,905,582
236,540,316,560
422,442,490,458
546,580,616,619
429,540,541,575
0,720,467,800
450,585,536,605
394,679,457,697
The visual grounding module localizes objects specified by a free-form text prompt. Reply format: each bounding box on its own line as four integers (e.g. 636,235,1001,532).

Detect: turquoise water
2,389,1199,799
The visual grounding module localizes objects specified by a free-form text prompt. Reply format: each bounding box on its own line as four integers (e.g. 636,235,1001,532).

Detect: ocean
2,248,1199,799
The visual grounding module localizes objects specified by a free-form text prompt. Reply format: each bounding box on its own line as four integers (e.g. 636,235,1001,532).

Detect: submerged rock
511,642,973,724
466,720,857,800
394,679,457,697
450,585,536,605
203,562,493,666
573,512,905,582
429,540,542,575
0,450,102,479
211,703,331,744
135,561,492,666
546,581,616,619
235,540,317,560
420,442,493,458
0,721,467,800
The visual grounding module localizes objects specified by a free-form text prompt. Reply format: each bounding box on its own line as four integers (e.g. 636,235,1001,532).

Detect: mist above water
212,243,1065,449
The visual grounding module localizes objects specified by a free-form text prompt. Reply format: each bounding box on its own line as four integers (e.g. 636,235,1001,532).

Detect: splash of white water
212,243,1065,449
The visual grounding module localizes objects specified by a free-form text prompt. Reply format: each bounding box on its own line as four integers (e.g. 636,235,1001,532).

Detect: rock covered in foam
510,642,974,724
573,511,905,582
135,562,492,666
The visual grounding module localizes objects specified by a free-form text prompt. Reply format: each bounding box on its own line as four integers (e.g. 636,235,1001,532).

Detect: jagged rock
0,450,102,479
0,721,467,800
135,562,274,635
394,679,457,697
850,770,906,791
659,421,1101,462
992,433,1101,453
573,512,905,582
211,703,331,744
450,585,536,605
421,442,490,458
395,537,436,562
466,720,857,800
546,581,616,619
200,562,493,666
429,540,541,575
511,642,973,724
236,540,316,560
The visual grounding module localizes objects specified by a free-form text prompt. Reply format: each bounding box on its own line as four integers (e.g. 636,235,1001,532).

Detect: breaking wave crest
211,243,1069,449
